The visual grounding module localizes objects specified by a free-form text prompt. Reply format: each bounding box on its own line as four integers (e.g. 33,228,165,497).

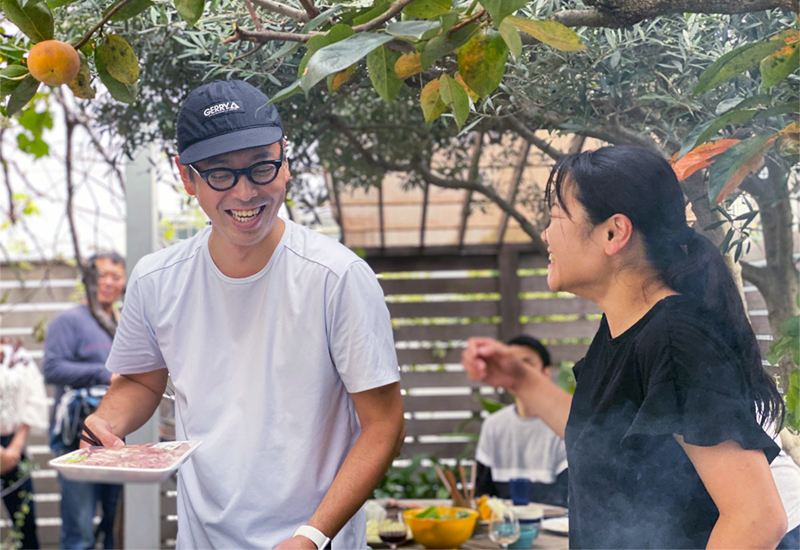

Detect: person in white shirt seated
474,335,568,507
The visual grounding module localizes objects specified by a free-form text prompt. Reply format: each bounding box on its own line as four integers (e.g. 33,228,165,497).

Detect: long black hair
545,145,784,430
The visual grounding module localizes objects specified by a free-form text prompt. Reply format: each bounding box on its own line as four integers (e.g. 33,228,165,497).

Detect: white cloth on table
106,220,400,550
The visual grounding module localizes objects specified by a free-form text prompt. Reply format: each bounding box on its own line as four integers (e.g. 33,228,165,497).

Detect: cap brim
178,127,284,164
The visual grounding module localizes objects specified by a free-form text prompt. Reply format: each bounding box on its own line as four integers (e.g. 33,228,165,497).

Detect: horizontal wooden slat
0,263,79,281
398,348,464,365
750,316,772,337
518,319,599,340
399,441,474,460
519,276,551,293
403,394,483,413
520,298,601,316
401,371,481,389
548,344,591,363
368,255,497,273
388,300,499,319
394,323,500,342
380,277,498,295
33,475,61,495
745,290,768,311
1,310,66,330
405,418,481,437
1,286,77,304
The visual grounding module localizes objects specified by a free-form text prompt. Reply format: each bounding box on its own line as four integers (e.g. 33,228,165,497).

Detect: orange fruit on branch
27,40,81,87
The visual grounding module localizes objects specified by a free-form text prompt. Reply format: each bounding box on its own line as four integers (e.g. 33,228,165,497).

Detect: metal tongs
77,421,103,447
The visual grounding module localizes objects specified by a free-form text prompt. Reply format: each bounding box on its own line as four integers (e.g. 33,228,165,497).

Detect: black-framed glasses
190,145,285,191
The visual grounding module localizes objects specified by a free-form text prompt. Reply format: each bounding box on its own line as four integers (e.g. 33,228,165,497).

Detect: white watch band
293,525,330,549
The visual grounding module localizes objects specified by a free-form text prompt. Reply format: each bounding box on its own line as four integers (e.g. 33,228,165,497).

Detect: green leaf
95,46,137,103
781,314,800,338
301,32,394,93
99,34,139,85
385,20,441,41
269,41,302,62
707,134,774,205
6,75,39,116
693,40,783,95
753,102,799,120
46,0,77,8
420,79,446,123
478,0,528,25
298,24,354,79
457,28,508,98
498,17,521,60
173,0,204,26
104,0,154,22
420,22,479,69
402,0,451,19
268,79,302,104
0,65,31,97
17,132,48,158
729,93,774,111
761,39,800,88
366,46,403,104
439,73,469,130
682,109,758,155
0,0,53,43
767,336,792,366
478,395,505,413
506,16,585,51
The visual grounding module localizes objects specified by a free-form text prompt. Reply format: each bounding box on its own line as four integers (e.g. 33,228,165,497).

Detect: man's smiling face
179,141,288,250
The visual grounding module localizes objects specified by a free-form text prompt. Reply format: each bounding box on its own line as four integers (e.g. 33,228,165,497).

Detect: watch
293,525,331,549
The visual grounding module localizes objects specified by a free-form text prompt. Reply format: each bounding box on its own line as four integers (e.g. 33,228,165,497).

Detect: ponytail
546,146,785,430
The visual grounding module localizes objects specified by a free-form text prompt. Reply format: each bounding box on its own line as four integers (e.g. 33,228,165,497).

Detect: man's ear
603,213,634,257
542,365,552,379
174,155,197,196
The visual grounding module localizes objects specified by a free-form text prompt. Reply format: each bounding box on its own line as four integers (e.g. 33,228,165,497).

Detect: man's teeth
548,253,554,261
230,207,261,222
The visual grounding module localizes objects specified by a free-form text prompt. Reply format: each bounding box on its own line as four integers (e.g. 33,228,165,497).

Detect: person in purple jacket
43,252,126,550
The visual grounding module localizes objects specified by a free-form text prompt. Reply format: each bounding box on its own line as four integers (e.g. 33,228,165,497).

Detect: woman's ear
604,214,634,256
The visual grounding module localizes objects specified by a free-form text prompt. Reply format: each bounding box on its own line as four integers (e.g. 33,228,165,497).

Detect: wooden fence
0,253,775,548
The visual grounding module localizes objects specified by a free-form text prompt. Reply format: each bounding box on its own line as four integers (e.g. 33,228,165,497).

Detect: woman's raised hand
461,337,529,393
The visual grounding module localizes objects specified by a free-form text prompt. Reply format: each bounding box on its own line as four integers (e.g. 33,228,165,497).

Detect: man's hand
462,337,531,393
81,414,124,449
0,447,21,474
273,535,318,549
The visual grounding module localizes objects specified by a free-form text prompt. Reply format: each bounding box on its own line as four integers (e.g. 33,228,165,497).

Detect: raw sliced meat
62,442,191,469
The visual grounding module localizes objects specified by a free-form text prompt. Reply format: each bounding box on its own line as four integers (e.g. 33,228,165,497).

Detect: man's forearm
93,374,163,438
7,425,30,454
307,420,404,539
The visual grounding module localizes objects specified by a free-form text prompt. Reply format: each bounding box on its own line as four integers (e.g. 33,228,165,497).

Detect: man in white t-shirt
474,335,568,508
84,80,405,550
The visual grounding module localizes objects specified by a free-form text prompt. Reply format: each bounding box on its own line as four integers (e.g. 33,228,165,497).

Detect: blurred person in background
474,335,568,507
43,252,126,550
1,338,49,550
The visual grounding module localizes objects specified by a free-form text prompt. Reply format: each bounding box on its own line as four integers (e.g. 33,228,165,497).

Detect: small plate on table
540,517,569,535
49,440,202,483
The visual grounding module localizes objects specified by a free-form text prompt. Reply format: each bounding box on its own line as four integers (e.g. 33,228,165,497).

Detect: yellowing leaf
457,29,508,98
671,139,739,182
329,65,356,92
506,16,585,51
760,37,799,89
420,79,446,124
455,73,479,102
68,52,95,99
707,135,776,205
99,34,139,85
779,121,800,135
394,52,423,79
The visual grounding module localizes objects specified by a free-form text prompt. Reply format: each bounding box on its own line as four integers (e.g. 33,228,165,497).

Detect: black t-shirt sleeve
623,311,779,462
474,460,496,497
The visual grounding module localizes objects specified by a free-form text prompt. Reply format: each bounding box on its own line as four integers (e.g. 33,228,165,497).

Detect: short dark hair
88,251,126,270
507,335,551,367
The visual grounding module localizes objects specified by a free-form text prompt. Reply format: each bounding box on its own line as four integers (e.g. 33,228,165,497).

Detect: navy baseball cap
177,80,284,164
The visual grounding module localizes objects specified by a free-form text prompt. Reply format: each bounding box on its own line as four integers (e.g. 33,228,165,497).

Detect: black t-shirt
565,295,779,549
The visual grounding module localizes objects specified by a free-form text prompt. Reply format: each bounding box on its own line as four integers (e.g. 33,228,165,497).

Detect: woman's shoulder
634,296,744,388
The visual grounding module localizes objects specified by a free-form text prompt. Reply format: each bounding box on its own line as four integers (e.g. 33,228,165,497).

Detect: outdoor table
371,499,569,550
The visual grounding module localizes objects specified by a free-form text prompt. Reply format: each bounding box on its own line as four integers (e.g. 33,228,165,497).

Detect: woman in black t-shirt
462,146,788,549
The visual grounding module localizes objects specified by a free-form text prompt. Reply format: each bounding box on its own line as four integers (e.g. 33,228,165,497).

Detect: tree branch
74,0,139,50
740,261,769,292
330,117,547,253
506,118,563,161
352,0,418,33
0,129,14,225
250,0,309,22
223,25,319,44
298,0,319,19
551,0,796,28
242,0,264,31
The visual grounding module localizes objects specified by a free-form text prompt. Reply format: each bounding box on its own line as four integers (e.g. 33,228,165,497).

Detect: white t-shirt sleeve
325,261,399,394
106,266,166,375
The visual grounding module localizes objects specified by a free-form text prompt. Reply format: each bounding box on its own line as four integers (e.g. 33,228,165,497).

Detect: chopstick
469,461,477,500
79,422,103,447
458,463,468,499
433,463,462,502
445,470,465,502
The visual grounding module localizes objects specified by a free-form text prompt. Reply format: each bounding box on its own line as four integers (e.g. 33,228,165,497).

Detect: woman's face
541,185,609,296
